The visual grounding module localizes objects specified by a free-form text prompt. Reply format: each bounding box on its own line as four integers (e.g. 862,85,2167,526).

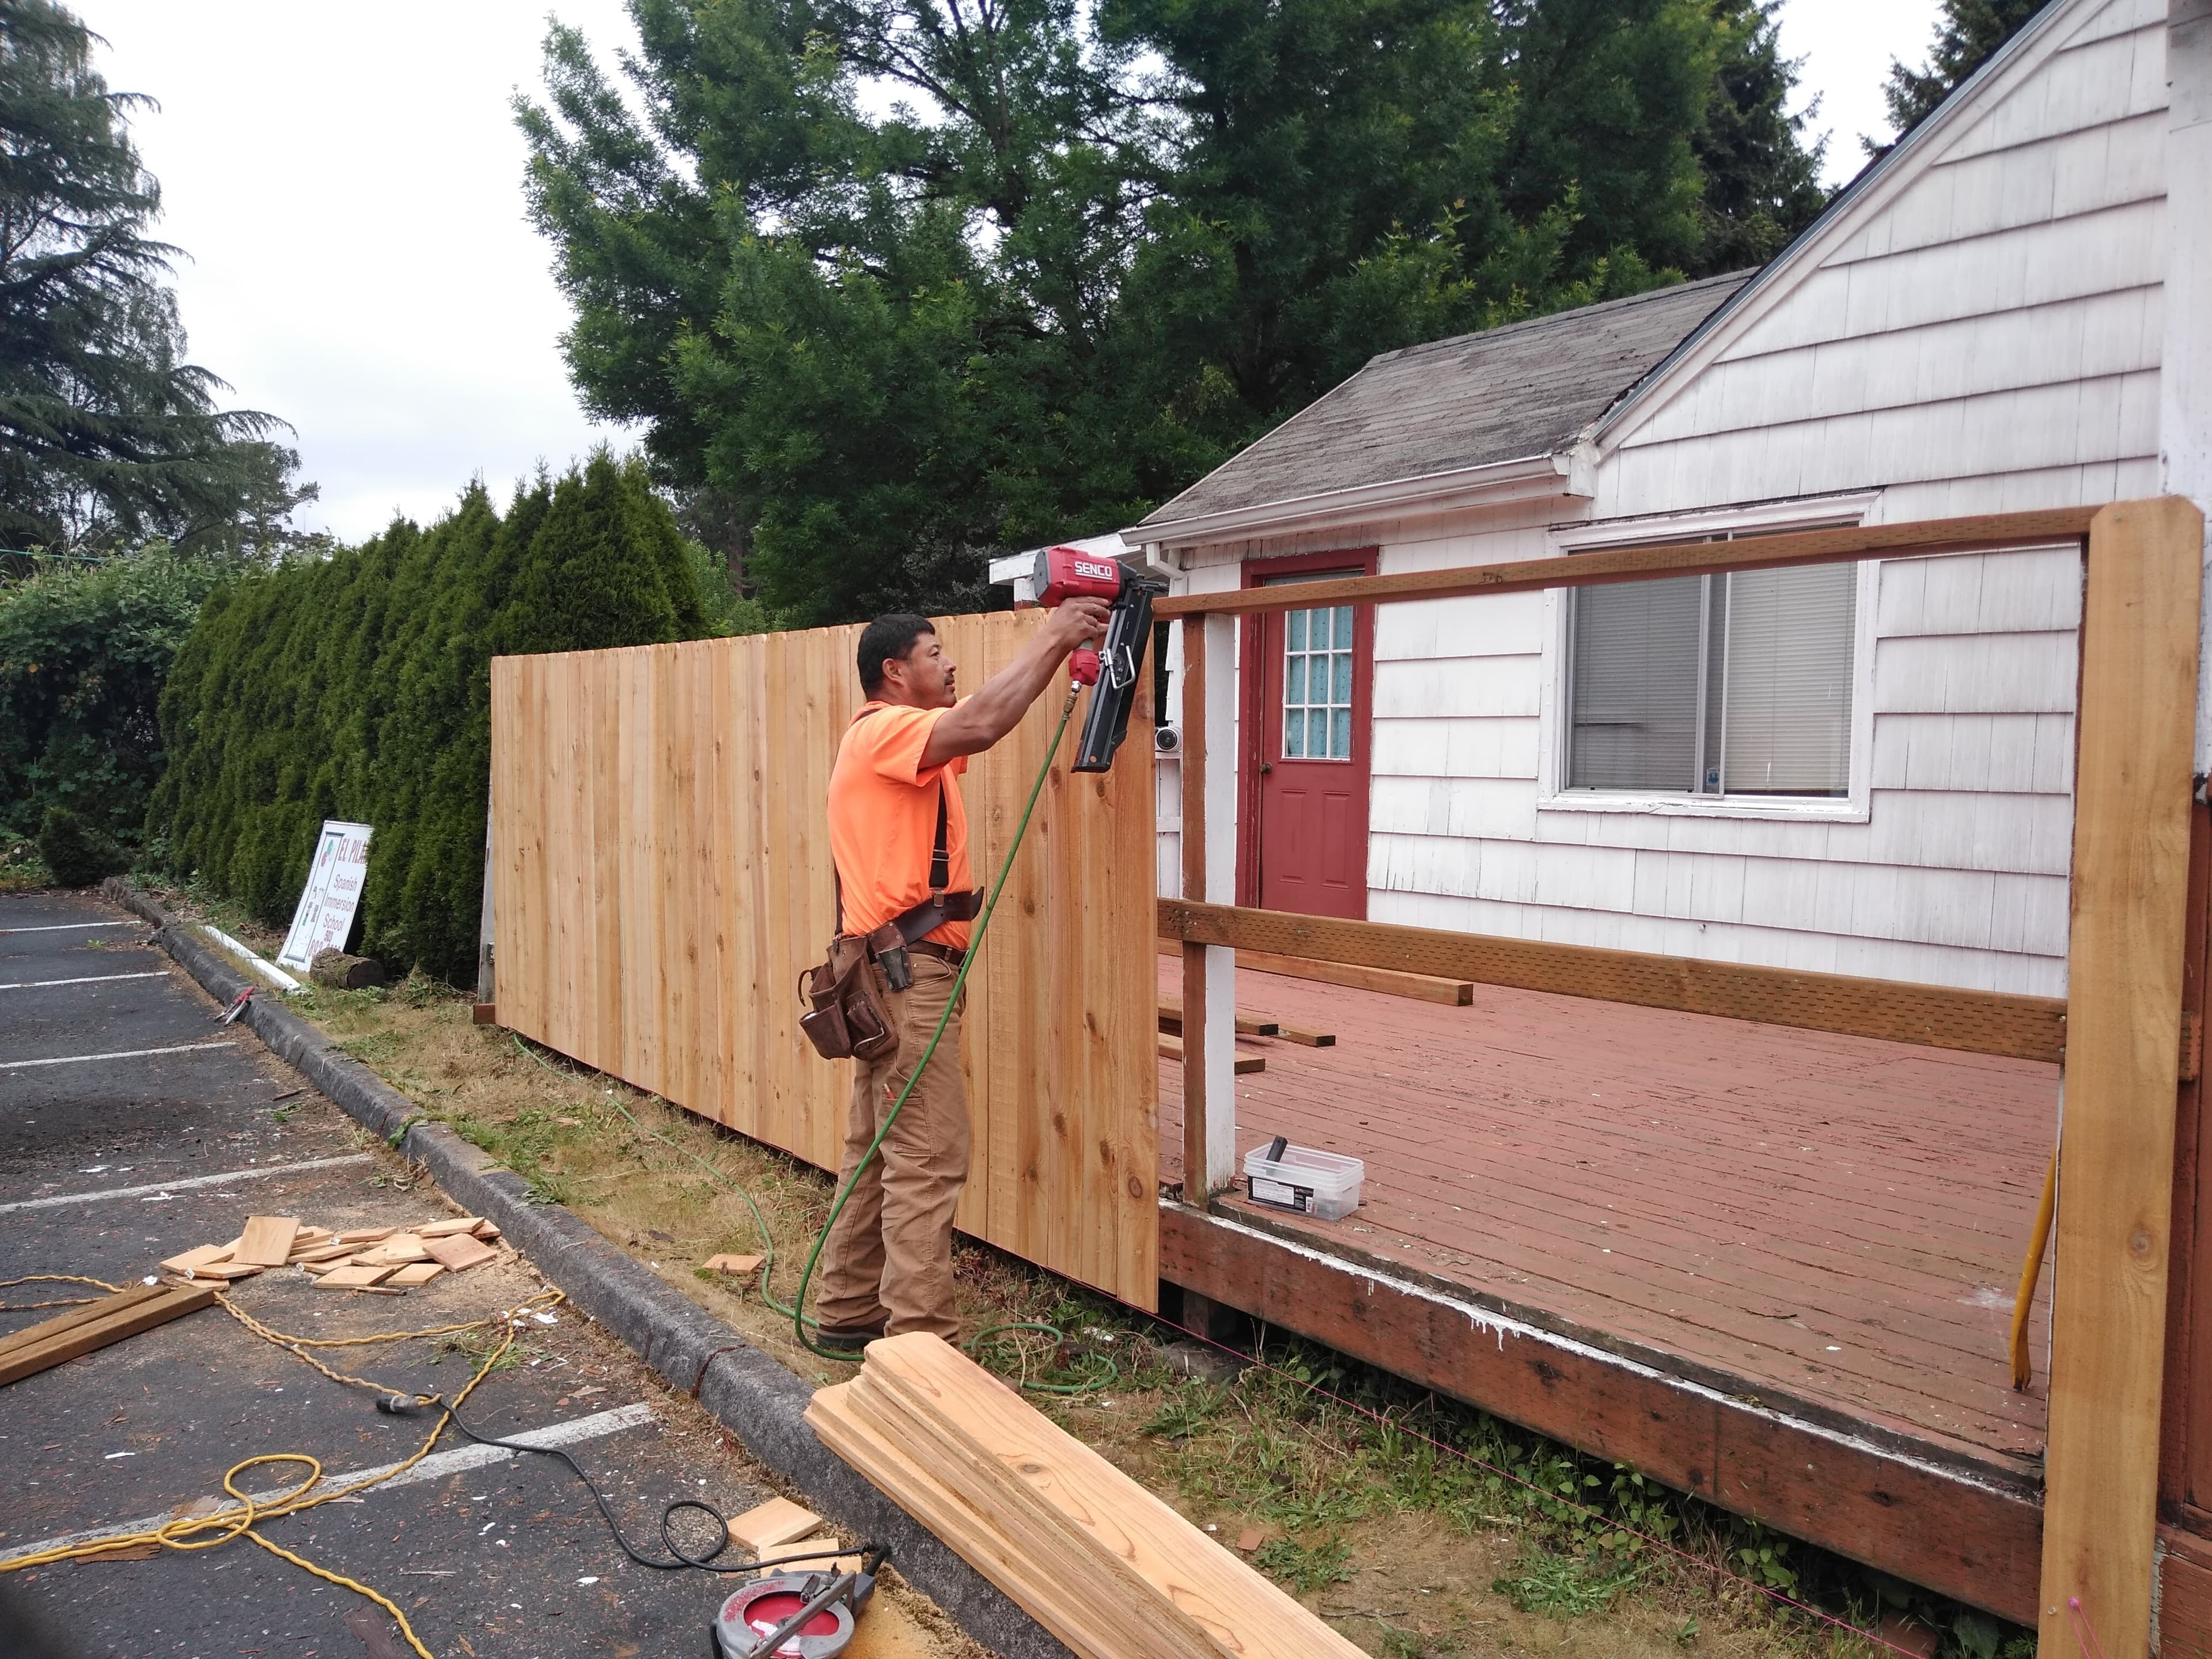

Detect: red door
1238,550,1376,918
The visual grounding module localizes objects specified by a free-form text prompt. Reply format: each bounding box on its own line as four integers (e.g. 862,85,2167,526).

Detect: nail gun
1031,544,1168,773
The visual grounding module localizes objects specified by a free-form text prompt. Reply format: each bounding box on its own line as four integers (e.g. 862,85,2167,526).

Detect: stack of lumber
2,1282,217,1388
806,1334,1363,1659
157,1213,503,1294
1160,998,1335,1049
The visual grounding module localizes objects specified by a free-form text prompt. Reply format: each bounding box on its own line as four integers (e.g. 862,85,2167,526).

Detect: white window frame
1535,497,1880,824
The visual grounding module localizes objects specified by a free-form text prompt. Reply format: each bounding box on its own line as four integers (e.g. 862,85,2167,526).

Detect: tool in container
1030,543,1168,772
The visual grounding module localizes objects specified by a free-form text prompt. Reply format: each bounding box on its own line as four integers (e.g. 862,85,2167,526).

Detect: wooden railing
1152,498,2203,1657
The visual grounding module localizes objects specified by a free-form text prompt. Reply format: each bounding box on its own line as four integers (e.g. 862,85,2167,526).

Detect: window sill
1536,791,1870,824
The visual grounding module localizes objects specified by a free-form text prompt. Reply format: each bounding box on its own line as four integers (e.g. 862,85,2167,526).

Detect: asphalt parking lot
0,889,901,1659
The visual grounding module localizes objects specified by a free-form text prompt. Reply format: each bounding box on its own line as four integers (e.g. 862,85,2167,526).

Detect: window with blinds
1566,564,1856,797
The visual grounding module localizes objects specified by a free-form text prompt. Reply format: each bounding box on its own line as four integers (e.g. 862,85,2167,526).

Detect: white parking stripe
0,1403,658,1566
0,1153,375,1214
0,921,137,934
0,972,166,991
0,1040,234,1071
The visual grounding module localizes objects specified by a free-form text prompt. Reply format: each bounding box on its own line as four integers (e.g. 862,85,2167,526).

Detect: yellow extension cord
1,1272,567,1659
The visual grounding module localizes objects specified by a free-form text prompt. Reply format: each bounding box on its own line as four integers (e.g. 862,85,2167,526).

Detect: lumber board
1160,899,2067,1062
0,1283,217,1386
490,612,1158,1310
1182,618,1214,1209
1272,1024,1333,1048
1153,507,2097,616
1158,1202,2042,1624
386,1263,445,1287
0,1283,170,1355
234,1215,300,1267
808,1383,1158,1659
847,1334,1366,1659
2038,497,2204,1656
159,1244,234,1277
1158,1035,1264,1075
1221,948,1473,1005
317,1263,396,1290
415,1217,484,1238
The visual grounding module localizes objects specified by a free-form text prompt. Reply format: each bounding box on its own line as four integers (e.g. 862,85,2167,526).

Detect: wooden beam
0,1283,218,1387
1225,946,1474,1005
1158,1202,2043,1623
1160,898,2068,1062
1158,1035,1264,1074
1180,618,1211,1202
1154,507,2097,618
2039,497,2205,1656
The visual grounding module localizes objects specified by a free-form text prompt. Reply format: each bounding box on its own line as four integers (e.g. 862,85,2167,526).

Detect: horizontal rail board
1158,899,2067,1062
1152,507,2096,616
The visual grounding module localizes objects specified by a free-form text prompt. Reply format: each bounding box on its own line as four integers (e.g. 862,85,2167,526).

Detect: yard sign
278,820,373,972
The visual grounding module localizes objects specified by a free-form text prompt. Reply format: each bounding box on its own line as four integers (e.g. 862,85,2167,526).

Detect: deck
1154,953,2058,1620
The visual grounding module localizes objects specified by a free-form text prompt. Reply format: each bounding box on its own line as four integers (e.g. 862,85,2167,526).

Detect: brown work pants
816,952,969,1341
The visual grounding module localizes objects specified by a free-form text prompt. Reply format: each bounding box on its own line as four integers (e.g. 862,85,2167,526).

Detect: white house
1064,0,2209,998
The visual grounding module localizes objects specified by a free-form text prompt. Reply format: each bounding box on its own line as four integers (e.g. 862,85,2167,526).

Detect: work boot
814,1319,886,1357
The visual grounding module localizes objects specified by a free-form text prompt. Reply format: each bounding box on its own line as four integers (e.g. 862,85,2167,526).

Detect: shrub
37,804,130,887
0,545,224,845
151,452,709,983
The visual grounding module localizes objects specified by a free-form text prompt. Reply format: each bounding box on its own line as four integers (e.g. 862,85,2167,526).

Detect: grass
134,876,2043,1659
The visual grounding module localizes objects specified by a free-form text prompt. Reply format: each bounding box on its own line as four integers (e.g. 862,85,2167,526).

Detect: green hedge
153,452,707,984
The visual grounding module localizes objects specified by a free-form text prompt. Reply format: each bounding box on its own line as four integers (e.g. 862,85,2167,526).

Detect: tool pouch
797,934,899,1064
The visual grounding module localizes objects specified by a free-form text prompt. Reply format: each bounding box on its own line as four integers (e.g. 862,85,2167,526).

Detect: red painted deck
1157,955,2058,1485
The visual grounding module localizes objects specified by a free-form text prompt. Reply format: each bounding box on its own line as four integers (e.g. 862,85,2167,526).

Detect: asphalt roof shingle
1140,271,1753,529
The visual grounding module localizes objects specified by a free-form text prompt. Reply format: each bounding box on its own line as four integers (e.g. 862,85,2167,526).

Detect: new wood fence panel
490,613,1158,1308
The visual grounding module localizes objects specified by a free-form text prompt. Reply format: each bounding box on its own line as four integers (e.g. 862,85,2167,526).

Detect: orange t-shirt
827,702,973,947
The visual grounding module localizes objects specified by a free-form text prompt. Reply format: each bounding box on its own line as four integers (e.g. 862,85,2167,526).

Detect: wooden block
387,1263,445,1287
177,1261,263,1282
235,1216,300,1267
422,1233,498,1273
316,1263,396,1290
1158,1001,1279,1039
309,948,388,990
1158,1036,1264,1075
1234,1528,1264,1554
704,1254,763,1277
159,1244,234,1277
364,1235,430,1264
290,1241,360,1265
1231,948,1472,1006
729,1497,826,1555
472,1003,498,1025
0,1283,218,1387
301,1258,344,1277
336,1228,393,1245
1272,1024,1334,1048
414,1217,484,1238
471,1219,501,1240
291,1226,335,1246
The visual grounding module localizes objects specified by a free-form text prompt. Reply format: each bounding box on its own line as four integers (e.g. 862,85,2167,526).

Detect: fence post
2039,496,2204,1656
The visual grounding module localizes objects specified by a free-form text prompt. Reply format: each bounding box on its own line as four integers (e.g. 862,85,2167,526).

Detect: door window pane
1283,603,1355,760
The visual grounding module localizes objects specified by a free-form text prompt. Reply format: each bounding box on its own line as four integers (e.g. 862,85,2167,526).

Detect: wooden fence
488,612,1159,1309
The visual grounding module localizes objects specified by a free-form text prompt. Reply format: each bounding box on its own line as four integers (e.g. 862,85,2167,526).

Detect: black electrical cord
378,1394,887,1580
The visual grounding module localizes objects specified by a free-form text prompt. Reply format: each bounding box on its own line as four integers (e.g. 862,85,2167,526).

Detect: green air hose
516,682,1114,1395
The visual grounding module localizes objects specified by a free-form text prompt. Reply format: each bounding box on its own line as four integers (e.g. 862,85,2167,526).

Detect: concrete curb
108,880,1070,1659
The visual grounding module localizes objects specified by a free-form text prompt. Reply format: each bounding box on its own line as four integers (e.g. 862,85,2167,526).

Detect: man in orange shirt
817,599,1110,1349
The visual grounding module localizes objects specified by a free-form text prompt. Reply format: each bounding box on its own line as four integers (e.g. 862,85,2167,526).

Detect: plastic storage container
1242,1141,1364,1221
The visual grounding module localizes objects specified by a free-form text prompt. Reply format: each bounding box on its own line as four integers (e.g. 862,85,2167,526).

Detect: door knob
1259,762,1273,774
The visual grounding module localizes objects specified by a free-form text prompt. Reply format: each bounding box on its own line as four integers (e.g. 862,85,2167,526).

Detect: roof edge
1138,450,1581,553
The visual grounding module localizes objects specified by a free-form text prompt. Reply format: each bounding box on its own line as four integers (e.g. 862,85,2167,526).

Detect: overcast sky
78,0,1944,543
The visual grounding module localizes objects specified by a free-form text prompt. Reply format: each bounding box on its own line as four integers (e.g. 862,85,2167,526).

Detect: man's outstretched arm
921,597,1113,768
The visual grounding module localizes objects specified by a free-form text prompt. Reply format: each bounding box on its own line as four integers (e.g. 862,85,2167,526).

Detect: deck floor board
1157,955,2056,1475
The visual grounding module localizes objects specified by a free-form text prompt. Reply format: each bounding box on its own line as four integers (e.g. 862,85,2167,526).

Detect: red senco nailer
1030,544,1167,772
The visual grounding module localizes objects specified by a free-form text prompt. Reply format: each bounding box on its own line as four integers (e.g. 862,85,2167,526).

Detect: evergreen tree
518,0,1828,628
0,0,308,553
1876,0,2050,151
152,461,711,984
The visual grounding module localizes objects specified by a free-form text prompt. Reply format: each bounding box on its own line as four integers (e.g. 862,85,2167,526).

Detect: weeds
1492,1547,1643,1616
1253,1534,1353,1594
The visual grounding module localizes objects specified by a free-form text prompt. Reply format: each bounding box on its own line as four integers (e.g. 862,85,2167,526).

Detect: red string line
2066,1596,2105,1659
1104,1294,1927,1659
